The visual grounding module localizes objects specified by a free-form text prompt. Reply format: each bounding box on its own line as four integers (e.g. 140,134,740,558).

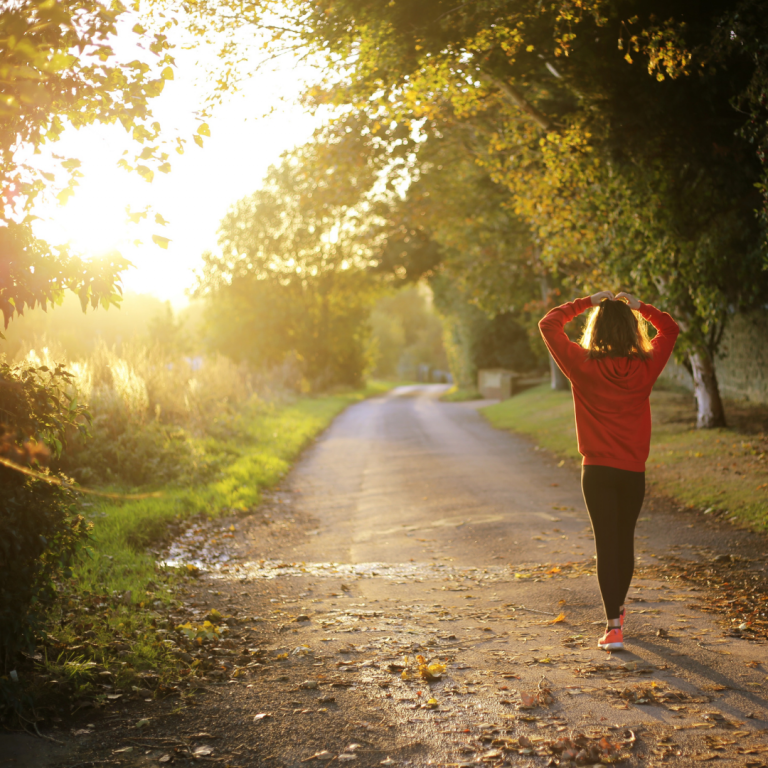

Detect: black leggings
581,465,646,621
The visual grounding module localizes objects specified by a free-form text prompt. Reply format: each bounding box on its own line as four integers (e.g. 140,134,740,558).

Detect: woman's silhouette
539,290,679,650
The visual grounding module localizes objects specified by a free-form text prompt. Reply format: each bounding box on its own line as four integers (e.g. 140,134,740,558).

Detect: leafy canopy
0,0,196,328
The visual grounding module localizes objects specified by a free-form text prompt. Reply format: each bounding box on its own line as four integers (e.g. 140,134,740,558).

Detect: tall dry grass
16,340,264,487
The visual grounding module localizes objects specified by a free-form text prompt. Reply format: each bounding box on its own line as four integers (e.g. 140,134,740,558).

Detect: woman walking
539,290,679,651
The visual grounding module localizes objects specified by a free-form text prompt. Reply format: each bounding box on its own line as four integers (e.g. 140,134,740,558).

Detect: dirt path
11,385,768,768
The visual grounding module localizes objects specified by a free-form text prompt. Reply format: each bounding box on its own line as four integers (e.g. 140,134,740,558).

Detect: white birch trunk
549,354,571,391
688,346,726,428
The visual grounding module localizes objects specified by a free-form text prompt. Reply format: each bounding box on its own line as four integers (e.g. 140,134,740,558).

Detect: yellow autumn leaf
152,234,170,249
549,612,566,624
427,662,446,677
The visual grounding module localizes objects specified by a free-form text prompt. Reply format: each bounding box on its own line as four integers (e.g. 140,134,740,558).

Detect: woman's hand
590,290,614,306
615,292,641,310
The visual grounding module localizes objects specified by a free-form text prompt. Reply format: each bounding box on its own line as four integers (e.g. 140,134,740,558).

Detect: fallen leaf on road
253,713,272,722
193,745,214,757
518,692,537,709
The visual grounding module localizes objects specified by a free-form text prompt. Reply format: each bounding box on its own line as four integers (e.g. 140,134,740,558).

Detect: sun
49,185,134,260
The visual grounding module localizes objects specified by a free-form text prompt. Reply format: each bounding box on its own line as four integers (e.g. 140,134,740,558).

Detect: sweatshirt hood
598,355,641,385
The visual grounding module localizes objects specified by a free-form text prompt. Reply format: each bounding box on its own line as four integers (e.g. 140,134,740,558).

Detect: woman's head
580,299,652,360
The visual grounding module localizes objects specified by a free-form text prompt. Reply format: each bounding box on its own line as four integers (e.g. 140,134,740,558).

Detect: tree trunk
688,345,726,428
549,354,571,391
539,271,571,391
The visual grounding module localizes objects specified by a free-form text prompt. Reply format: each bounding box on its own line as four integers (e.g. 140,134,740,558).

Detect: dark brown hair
579,299,653,360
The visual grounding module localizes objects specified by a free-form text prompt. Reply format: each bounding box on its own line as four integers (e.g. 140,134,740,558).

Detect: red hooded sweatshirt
539,297,679,473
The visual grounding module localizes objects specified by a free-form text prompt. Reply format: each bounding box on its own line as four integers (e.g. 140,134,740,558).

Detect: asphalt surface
222,384,768,767
9,384,768,768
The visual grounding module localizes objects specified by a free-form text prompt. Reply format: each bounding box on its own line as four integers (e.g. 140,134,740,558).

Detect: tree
365,124,556,387
242,0,768,426
368,286,447,379
195,143,380,389
1,0,183,327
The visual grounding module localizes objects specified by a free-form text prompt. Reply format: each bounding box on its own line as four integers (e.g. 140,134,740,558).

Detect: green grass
483,383,768,529
441,386,484,402
37,383,399,702
80,382,398,588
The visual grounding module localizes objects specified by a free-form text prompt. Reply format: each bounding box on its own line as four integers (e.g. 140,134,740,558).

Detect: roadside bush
0,471,88,669
0,362,90,678
19,341,260,488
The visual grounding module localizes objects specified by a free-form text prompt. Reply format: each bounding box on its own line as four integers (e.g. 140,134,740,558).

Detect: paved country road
8,385,768,768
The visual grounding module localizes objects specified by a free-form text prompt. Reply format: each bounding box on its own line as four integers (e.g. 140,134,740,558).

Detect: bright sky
34,27,322,308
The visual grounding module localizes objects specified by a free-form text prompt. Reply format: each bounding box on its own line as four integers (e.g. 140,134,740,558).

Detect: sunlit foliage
196,143,381,389
369,286,447,379
0,0,185,324
225,0,768,426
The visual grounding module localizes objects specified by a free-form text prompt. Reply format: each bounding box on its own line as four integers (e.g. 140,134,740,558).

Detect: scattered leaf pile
467,728,636,765
639,555,768,639
603,682,708,709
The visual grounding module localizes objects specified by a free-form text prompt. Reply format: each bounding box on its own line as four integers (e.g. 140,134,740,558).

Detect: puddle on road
159,513,595,587
161,555,520,584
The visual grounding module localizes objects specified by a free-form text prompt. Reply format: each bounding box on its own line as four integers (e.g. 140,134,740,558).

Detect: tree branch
487,76,556,133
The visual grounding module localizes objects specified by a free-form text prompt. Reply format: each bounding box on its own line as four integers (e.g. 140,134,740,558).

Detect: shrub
18,341,261,489
0,361,90,675
0,471,88,669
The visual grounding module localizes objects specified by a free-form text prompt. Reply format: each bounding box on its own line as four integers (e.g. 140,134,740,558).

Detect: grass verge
482,383,768,529
23,383,398,718
441,386,483,402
